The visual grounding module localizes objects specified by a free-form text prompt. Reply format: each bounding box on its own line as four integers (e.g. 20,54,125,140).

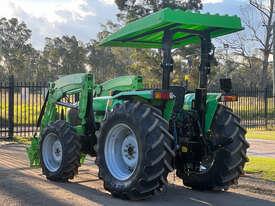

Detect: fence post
264,87,268,130
8,75,14,140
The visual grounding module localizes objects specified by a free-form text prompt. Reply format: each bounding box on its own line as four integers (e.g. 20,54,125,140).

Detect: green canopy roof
100,8,243,48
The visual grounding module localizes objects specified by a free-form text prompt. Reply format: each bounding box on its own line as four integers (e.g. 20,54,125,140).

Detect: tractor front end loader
28,8,249,200
27,73,95,179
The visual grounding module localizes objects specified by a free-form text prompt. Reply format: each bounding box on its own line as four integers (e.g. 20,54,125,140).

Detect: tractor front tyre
40,120,81,182
96,101,175,200
177,104,249,190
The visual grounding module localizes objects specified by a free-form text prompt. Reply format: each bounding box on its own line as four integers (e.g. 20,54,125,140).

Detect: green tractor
27,8,249,200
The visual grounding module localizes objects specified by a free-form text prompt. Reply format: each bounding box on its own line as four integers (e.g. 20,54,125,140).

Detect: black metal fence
222,87,275,129
0,76,274,139
0,76,47,139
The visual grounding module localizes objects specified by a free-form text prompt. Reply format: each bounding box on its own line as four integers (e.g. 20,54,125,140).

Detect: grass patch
245,156,275,181
246,130,275,140
13,136,32,145
1,103,68,125
228,97,275,119
1,104,42,125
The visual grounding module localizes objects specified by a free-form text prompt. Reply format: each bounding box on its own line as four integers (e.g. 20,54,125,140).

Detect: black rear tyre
96,101,175,200
177,104,249,190
40,120,81,182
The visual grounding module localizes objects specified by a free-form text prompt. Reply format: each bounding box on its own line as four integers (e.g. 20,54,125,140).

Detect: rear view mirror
220,78,232,93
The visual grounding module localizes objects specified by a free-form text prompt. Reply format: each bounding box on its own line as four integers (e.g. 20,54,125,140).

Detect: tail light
219,95,238,102
153,91,174,100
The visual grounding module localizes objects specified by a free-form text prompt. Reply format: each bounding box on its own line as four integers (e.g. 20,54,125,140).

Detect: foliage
1,92,43,125
26,135,40,167
0,2,272,89
112,0,203,85
115,0,202,21
86,39,131,82
246,130,275,140
220,0,275,90
129,49,162,84
245,156,275,181
0,18,33,81
207,48,273,90
0,18,88,82
13,136,32,145
247,0,274,90
42,36,87,81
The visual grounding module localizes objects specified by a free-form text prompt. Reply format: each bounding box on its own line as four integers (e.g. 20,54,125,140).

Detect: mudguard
183,93,222,132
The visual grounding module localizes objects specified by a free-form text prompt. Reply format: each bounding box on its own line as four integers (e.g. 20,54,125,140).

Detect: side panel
183,93,222,132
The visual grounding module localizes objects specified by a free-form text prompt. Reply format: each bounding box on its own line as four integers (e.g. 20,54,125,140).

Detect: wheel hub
52,140,62,162
104,123,139,181
121,135,138,169
42,133,63,172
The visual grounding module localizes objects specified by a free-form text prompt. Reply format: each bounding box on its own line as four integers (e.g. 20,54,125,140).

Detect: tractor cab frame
161,28,213,129
100,8,243,131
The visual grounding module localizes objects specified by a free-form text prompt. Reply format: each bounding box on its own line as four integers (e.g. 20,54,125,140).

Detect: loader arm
94,75,144,97
27,73,94,167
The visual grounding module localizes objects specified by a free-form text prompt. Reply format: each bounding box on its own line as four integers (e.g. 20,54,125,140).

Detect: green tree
85,21,134,83
0,17,33,80
128,49,162,85
205,48,271,90
115,0,202,21
86,44,130,82
42,35,87,80
112,0,203,85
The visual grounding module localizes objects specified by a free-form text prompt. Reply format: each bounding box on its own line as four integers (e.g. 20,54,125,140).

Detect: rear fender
93,90,174,122
183,93,222,132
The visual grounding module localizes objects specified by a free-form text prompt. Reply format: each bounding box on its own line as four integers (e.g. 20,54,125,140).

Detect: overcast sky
0,0,248,49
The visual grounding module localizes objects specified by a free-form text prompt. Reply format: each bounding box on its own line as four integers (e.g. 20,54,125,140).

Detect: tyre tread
178,104,249,191
96,101,174,200
41,120,81,182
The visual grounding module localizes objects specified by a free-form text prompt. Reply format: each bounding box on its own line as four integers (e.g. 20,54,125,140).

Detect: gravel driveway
0,143,274,206
247,139,275,158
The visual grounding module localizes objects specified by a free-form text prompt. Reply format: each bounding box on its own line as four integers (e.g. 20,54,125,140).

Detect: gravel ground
247,139,275,158
0,143,274,206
